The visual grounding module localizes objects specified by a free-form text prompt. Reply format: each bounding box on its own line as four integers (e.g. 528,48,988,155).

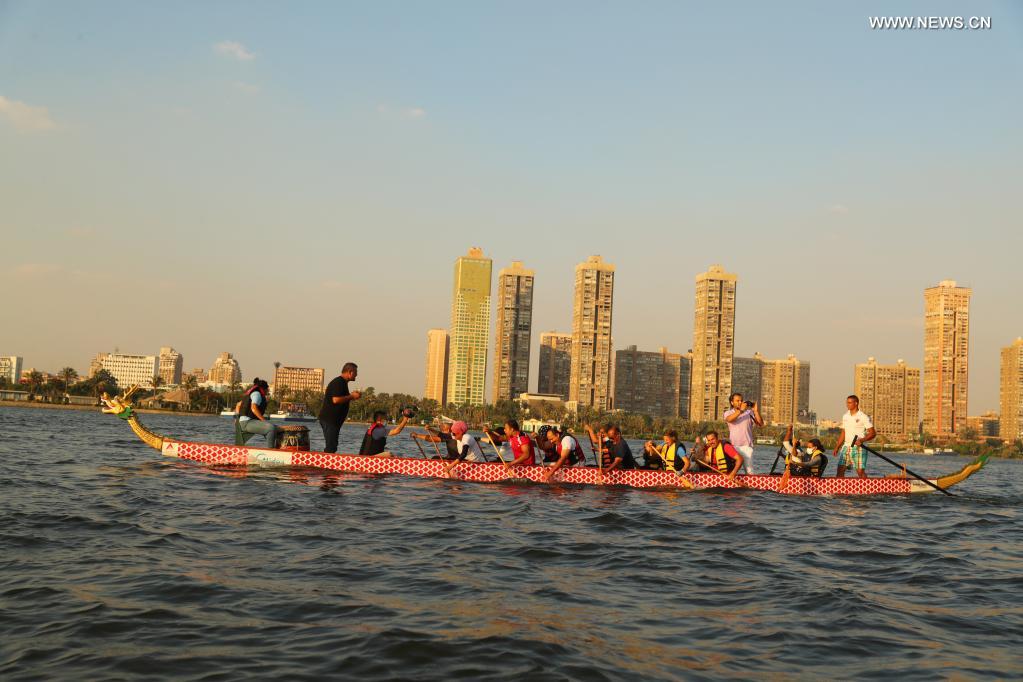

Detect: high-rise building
493,261,535,403
0,356,23,384
613,346,691,418
447,247,492,406
186,368,207,384
272,366,324,395
691,264,737,421
569,256,615,410
1000,338,1023,441
732,354,764,402
208,352,242,385
424,329,449,405
923,280,971,439
758,355,810,426
100,353,158,388
855,357,920,441
538,332,572,400
966,412,1000,438
88,353,110,378
158,347,183,385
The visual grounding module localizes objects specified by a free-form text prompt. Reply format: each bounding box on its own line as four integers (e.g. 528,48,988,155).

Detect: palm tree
183,374,198,391
152,374,164,392
59,367,78,399
26,370,43,399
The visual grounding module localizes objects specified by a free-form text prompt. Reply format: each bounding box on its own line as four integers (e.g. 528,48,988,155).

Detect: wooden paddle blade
779,456,792,491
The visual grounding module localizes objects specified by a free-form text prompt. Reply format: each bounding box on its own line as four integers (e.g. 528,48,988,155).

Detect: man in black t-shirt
319,362,361,453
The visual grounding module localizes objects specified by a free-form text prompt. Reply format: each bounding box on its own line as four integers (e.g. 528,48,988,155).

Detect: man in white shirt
444,421,488,477
833,395,876,478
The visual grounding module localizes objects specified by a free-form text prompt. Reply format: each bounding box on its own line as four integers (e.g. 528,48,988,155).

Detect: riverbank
0,400,218,418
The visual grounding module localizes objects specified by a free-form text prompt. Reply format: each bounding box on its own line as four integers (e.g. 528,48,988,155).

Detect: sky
1,1,1021,420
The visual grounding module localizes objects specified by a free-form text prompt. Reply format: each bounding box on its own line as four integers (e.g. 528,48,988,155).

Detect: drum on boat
273,424,310,451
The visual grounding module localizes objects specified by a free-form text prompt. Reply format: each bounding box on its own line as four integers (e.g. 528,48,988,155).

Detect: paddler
411,421,459,459
236,378,277,447
542,425,588,482
642,429,687,471
357,409,411,457
443,421,489,477
486,419,535,466
781,424,827,477
604,425,638,472
693,430,744,479
534,424,560,463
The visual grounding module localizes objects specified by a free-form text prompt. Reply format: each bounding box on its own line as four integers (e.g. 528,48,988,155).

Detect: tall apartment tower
158,347,183,385
569,256,615,410
923,280,971,438
492,261,535,403
759,355,810,426
855,357,920,442
424,329,450,405
691,264,737,421
613,346,691,418
447,247,492,406
538,332,573,399
1000,338,1023,441
208,352,242,385
732,353,764,402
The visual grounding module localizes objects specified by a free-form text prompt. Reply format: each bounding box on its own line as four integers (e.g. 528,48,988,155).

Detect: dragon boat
102,388,988,496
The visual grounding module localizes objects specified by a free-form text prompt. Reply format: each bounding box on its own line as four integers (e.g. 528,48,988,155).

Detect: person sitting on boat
604,425,638,473
534,425,560,463
692,431,744,479
358,409,411,457
781,424,826,477
443,421,489,477
411,422,459,459
237,379,277,448
543,425,588,482
584,423,614,468
487,419,535,466
643,429,687,471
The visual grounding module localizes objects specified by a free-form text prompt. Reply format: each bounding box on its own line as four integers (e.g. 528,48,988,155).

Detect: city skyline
3,3,1020,418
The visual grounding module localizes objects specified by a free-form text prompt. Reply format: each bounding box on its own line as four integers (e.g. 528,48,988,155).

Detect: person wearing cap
781,424,827,477
443,421,488,477
236,378,277,447
534,425,559,463
411,421,459,459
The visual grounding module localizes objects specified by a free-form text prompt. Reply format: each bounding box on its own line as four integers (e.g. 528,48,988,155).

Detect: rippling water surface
1,406,1021,680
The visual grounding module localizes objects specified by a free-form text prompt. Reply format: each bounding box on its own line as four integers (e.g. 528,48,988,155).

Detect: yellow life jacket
710,443,731,474
660,442,681,470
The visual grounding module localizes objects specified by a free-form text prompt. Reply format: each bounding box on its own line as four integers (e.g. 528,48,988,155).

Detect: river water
1,406,1021,680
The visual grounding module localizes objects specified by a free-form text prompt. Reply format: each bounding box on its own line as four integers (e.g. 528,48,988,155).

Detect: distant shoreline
0,400,218,418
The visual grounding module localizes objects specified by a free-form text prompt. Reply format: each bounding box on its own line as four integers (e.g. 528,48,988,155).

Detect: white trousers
736,445,755,475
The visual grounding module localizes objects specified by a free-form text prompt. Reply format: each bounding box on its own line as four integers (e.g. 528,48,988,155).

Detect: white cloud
0,95,57,133
214,40,255,61
233,81,261,95
14,263,62,276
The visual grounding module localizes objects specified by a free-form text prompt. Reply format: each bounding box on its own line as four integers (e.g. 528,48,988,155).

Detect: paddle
410,432,429,458
423,425,443,457
853,437,953,496
778,450,792,491
484,428,534,483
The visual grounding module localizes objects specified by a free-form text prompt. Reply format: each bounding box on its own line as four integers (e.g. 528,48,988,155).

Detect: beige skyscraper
424,328,449,405
569,256,615,410
759,354,810,426
613,346,691,418
272,366,324,395
208,352,242,385
158,347,183,385
492,261,535,403
447,247,492,406
923,280,971,438
538,332,573,399
1000,338,1023,441
691,264,737,421
855,358,920,442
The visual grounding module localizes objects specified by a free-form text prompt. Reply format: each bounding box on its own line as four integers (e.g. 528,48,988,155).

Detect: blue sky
2,1,1021,418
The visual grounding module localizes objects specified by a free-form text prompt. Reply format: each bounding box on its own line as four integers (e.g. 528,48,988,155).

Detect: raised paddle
852,437,953,496
423,425,443,457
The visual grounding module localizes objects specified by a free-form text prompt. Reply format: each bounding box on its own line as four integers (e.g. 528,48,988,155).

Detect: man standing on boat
834,395,876,478
319,363,361,453
724,392,763,474
238,379,277,447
